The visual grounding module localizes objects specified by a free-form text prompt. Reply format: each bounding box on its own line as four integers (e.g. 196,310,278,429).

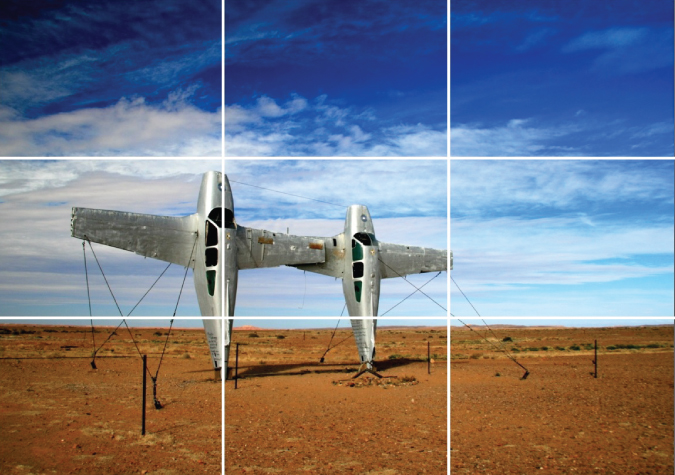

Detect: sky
225,0,447,156
226,159,448,316
0,0,221,156
0,160,220,316
450,160,674,316
451,0,674,156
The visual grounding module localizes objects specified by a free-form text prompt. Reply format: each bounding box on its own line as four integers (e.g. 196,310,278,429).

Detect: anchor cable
378,258,446,312
381,271,442,316
451,276,529,379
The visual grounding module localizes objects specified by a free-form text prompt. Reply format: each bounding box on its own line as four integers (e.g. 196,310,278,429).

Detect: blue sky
451,0,674,156
0,160,220,316
450,160,674,316
225,0,447,156
226,159,448,316
0,1,220,156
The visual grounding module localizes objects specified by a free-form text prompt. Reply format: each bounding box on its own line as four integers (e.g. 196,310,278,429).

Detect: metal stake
141,354,147,435
234,343,239,390
428,341,431,375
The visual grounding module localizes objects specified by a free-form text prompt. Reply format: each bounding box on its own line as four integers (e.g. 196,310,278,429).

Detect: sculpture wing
377,242,447,279
71,207,198,268
235,226,326,269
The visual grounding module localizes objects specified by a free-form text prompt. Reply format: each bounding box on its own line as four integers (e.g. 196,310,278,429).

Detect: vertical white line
221,2,226,474
446,1,451,473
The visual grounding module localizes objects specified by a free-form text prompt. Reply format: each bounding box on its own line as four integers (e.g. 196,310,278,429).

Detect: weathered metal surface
350,319,377,368
202,318,223,370
72,208,198,267
235,227,325,269
378,243,448,279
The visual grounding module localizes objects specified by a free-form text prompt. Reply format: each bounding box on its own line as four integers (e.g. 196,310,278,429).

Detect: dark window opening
354,232,372,246
206,221,218,247
205,247,218,267
209,208,222,227
225,209,235,229
333,238,337,247
206,270,216,297
352,262,364,279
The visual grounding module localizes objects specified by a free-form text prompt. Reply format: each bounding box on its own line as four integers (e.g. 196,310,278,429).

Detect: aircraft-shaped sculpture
70,171,446,376
225,174,448,317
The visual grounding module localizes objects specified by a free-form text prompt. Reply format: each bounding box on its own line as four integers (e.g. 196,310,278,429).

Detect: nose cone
346,205,375,235
198,171,223,213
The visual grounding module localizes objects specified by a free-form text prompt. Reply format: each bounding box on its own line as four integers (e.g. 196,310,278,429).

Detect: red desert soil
0,324,221,475
451,325,674,475
225,327,448,474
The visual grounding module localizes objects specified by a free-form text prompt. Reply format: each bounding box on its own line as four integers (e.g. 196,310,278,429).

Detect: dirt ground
0,324,221,475
225,326,448,474
451,325,674,475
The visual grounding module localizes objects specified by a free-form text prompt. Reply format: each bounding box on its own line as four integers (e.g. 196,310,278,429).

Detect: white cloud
451,160,674,216
451,119,579,156
0,92,221,156
562,27,648,52
225,94,446,156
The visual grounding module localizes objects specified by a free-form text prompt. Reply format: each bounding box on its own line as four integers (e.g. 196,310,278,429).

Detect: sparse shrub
555,346,566,351
528,347,539,352
248,333,259,338
470,353,482,359
511,347,520,352
182,353,191,359
502,337,512,342
400,375,417,383
541,346,548,351
388,354,403,360
646,343,661,349
570,345,580,351
429,335,434,338
495,372,501,377
276,335,286,339
154,331,162,336
311,336,317,339
606,346,617,350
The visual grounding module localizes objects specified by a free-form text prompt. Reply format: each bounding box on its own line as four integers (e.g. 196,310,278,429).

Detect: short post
594,340,598,379
234,343,240,390
428,341,431,375
141,355,147,435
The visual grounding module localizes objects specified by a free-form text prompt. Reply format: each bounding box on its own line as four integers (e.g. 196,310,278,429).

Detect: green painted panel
354,281,362,303
206,270,216,296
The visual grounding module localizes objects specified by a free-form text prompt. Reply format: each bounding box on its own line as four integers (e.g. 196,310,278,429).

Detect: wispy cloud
562,26,673,74
226,94,446,156
0,91,221,156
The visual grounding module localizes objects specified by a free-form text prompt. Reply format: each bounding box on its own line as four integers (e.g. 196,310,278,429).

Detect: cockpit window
225,209,235,229
205,247,218,267
209,208,222,227
354,232,374,246
205,221,218,247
